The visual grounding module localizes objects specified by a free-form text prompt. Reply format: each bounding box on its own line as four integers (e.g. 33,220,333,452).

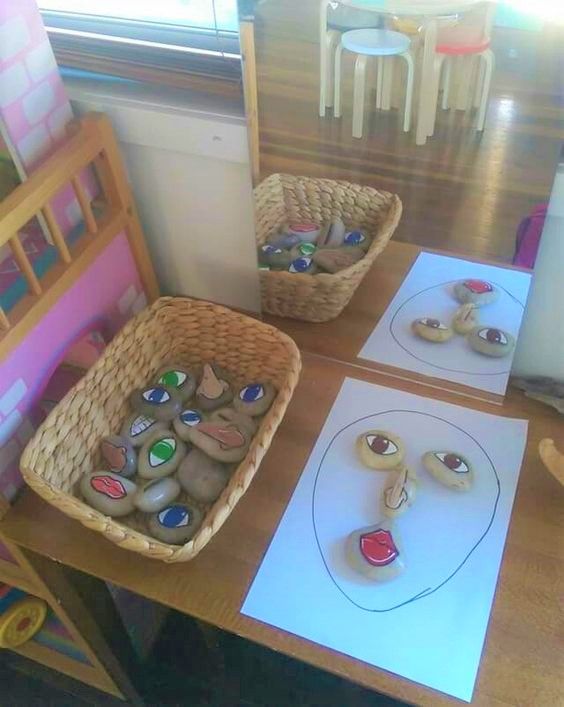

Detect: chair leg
376,56,384,109
455,55,474,110
477,49,494,131
473,52,486,109
325,30,341,109
427,54,444,137
441,56,451,110
353,54,368,139
333,42,344,118
401,51,415,133
381,57,395,111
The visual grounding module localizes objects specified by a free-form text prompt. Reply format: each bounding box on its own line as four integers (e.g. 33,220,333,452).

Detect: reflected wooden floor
253,2,564,262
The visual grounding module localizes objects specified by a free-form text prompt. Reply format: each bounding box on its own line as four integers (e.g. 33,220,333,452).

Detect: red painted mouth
197,423,245,449
91,475,126,500
360,529,399,567
290,222,317,233
464,279,492,294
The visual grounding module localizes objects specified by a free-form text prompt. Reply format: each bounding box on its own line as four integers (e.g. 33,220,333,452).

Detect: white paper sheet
358,252,532,396
242,379,528,702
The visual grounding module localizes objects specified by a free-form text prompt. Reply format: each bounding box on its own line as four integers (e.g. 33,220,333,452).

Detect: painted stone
286,221,321,243
195,363,233,411
312,247,364,274
381,465,417,518
130,384,182,421
453,279,499,306
288,257,318,275
356,429,405,470
148,502,204,544
187,407,255,463
343,230,370,251
233,382,276,417
120,412,168,448
173,408,206,442
422,451,474,491
138,430,187,480
411,318,453,343
345,520,405,581
257,244,293,270
80,472,137,517
267,232,301,250
134,476,181,513
468,327,515,358
100,435,137,477
452,303,478,335
154,365,196,403
322,218,346,247
290,242,317,259
177,448,230,504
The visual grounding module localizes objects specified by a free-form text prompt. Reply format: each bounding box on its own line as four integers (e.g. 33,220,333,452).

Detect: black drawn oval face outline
389,280,524,376
312,410,500,613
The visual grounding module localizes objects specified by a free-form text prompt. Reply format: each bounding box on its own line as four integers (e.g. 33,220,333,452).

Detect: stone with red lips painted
187,407,256,463
80,472,137,517
453,279,499,306
345,520,405,581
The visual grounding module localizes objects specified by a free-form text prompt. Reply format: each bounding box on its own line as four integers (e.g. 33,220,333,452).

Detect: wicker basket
254,173,402,322
20,297,301,563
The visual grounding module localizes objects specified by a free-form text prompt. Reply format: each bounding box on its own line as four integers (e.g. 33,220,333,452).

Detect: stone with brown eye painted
411,318,453,343
355,430,405,470
468,326,515,358
422,451,474,491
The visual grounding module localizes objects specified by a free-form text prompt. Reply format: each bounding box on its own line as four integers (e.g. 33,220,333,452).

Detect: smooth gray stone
100,435,137,477
138,430,187,480
173,408,206,441
187,407,255,463
453,279,499,306
130,384,182,421
194,363,233,412
324,218,346,247
134,477,181,513
177,448,230,504
154,365,196,403
80,471,137,517
468,326,515,358
233,382,276,417
148,502,204,544
267,232,301,250
120,412,168,448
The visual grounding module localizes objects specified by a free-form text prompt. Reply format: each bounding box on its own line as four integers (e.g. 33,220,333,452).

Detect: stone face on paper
422,451,474,491
411,318,453,343
453,279,499,307
381,465,417,518
468,327,515,358
452,303,478,335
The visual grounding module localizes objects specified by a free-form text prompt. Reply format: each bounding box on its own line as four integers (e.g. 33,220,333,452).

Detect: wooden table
2,244,564,706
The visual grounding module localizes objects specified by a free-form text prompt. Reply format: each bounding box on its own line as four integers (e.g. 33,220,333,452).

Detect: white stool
334,29,414,139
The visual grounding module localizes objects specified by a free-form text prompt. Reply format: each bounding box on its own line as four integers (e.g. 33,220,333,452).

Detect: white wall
65,76,260,313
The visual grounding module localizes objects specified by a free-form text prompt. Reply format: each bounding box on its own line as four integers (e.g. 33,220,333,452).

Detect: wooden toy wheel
0,597,47,648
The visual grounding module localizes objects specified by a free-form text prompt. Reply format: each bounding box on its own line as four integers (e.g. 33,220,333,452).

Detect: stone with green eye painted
138,430,187,480
154,365,196,403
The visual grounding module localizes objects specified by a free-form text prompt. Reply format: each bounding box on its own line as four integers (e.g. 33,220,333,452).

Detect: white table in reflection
337,0,488,144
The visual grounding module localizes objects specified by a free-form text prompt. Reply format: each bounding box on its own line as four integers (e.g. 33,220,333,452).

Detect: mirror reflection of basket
20,297,301,563
254,174,402,322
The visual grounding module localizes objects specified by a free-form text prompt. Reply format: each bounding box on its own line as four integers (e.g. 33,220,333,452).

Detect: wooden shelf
10,640,123,698
0,557,46,599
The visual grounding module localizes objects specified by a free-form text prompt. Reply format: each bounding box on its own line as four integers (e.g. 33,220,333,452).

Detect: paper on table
241,378,528,702
358,252,532,396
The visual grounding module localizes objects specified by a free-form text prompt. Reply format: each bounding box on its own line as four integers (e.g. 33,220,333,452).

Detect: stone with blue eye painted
154,365,196,403
173,408,206,441
130,384,182,421
147,502,204,544
343,230,370,251
233,382,276,417
288,257,318,275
